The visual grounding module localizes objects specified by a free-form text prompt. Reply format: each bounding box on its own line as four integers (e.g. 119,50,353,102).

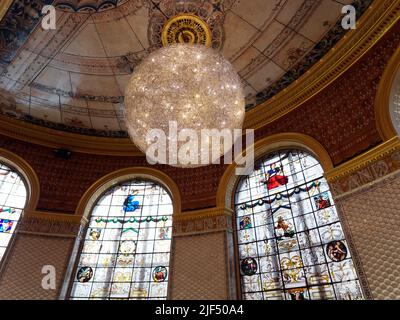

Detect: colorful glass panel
0,162,27,262
235,150,363,300
70,179,173,300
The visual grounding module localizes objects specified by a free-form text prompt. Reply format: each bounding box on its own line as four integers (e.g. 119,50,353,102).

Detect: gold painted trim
0,1,398,155
23,210,83,224
375,45,400,140
174,206,233,222
325,136,400,182
0,0,12,22
333,169,400,200
0,147,40,211
0,116,141,156
216,133,333,209
244,0,400,130
75,167,181,219
161,14,212,47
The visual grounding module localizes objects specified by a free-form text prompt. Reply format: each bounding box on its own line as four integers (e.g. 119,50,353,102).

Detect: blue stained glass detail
123,193,140,212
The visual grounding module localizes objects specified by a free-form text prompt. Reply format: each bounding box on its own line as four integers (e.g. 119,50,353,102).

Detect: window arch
234,149,363,300
375,45,400,140
0,161,27,262
389,68,400,136
70,178,173,300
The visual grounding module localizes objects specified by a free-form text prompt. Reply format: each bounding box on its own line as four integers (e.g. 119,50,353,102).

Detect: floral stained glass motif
0,162,27,262
235,150,363,300
70,179,173,300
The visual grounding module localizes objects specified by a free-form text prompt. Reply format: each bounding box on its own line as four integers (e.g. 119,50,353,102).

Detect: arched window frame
0,147,40,271
63,167,181,300
217,133,370,300
375,45,400,140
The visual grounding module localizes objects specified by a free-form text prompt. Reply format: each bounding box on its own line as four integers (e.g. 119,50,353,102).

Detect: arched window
0,162,27,262
235,149,363,300
70,178,173,300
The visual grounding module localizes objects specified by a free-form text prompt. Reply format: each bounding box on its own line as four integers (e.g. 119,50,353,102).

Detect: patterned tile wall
170,232,229,300
336,174,400,299
0,234,75,299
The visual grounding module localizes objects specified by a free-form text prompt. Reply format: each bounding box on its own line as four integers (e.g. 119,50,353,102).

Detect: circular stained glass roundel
77,266,93,283
326,240,348,262
153,266,168,282
241,258,258,276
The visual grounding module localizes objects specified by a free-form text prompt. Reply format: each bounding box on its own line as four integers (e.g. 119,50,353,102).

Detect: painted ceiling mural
0,0,373,137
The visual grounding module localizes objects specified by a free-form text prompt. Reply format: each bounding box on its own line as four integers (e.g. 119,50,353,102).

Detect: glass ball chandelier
124,43,245,167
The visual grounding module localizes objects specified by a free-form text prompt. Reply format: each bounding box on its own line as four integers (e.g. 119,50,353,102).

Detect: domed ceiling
0,0,373,137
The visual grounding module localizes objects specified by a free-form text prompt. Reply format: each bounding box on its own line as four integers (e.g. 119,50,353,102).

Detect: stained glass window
0,162,27,262
70,179,173,300
235,149,363,300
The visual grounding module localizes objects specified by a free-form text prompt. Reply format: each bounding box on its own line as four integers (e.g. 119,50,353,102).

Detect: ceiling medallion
161,14,212,47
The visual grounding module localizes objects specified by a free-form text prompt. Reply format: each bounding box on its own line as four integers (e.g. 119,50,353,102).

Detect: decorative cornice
23,210,83,224
0,116,141,156
243,0,400,130
333,169,400,200
173,207,233,236
325,136,400,182
18,210,83,237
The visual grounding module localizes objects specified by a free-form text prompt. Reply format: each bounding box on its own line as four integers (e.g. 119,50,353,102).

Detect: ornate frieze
326,137,400,196
17,210,83,237
173,207,233,236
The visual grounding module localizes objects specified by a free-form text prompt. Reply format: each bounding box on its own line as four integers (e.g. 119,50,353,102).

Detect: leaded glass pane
70,179,173,300
235,150,363,300
0,162,27,262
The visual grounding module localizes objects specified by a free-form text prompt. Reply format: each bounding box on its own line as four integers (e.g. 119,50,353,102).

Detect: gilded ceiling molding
75,167,181,219
0,116,141,156
325,136,400,183
244,0,400,130
0,147,40,211
216,132,334,210
375,45,400,140
0,0,12,22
